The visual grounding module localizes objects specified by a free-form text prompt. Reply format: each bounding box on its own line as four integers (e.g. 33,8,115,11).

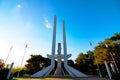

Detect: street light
105,43,119,73
89,42,102,77
17,44,28,77
94,56,102,78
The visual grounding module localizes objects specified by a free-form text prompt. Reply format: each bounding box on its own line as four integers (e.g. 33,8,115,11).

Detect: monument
31,16,87,77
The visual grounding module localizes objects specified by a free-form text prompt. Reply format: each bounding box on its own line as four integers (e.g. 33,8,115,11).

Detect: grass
13,78,76,80
12,77,109,80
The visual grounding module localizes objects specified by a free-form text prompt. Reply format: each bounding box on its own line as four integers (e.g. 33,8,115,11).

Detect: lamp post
17,44,28,77
5,46,13,64
89,42,102,77
105,43,119,73
95,56,102,78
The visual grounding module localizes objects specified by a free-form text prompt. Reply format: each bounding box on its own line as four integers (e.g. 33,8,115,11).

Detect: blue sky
0,0,120,67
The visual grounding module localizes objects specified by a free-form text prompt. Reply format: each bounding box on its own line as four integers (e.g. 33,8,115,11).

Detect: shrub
0,68,9,80
112,73,120,80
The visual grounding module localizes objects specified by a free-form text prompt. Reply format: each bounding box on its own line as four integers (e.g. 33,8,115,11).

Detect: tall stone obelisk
62,20,87,77
62,20,68,67
31,16,57,77
51,16,56,68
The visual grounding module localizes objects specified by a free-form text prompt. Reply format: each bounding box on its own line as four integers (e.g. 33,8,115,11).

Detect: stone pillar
62,20,67,66
104,61,112,79
54,43,63,76
57,43,62,69
110,63,116,73
51,16,57,67
7,62,14,79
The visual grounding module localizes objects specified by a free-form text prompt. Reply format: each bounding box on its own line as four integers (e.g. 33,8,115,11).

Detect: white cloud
17,4,22,9
44,17,52,29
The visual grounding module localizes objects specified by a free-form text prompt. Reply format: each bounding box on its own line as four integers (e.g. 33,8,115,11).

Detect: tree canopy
94,33,120,66
75,33,120,75
25,54,50,74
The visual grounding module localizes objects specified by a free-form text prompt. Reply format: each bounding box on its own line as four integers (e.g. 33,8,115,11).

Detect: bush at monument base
0,68,13,80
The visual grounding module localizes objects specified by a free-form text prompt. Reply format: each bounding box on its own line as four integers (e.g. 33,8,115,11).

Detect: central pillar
54,43,63,76
57,43,62,70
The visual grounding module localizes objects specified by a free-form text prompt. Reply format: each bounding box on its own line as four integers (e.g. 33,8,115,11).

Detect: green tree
110,33,120,69
75,51,97,74
75,53,87,64
111,33,120,41
94,44,108,65
75,53,89,74
68,59,75,68
11,66,28,77
94,33,120,67
25,54,50,74
93,33,120,77
74,33,120,76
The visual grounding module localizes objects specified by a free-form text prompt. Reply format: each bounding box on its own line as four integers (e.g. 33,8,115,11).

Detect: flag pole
5,46,13,64
17,44,28,77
